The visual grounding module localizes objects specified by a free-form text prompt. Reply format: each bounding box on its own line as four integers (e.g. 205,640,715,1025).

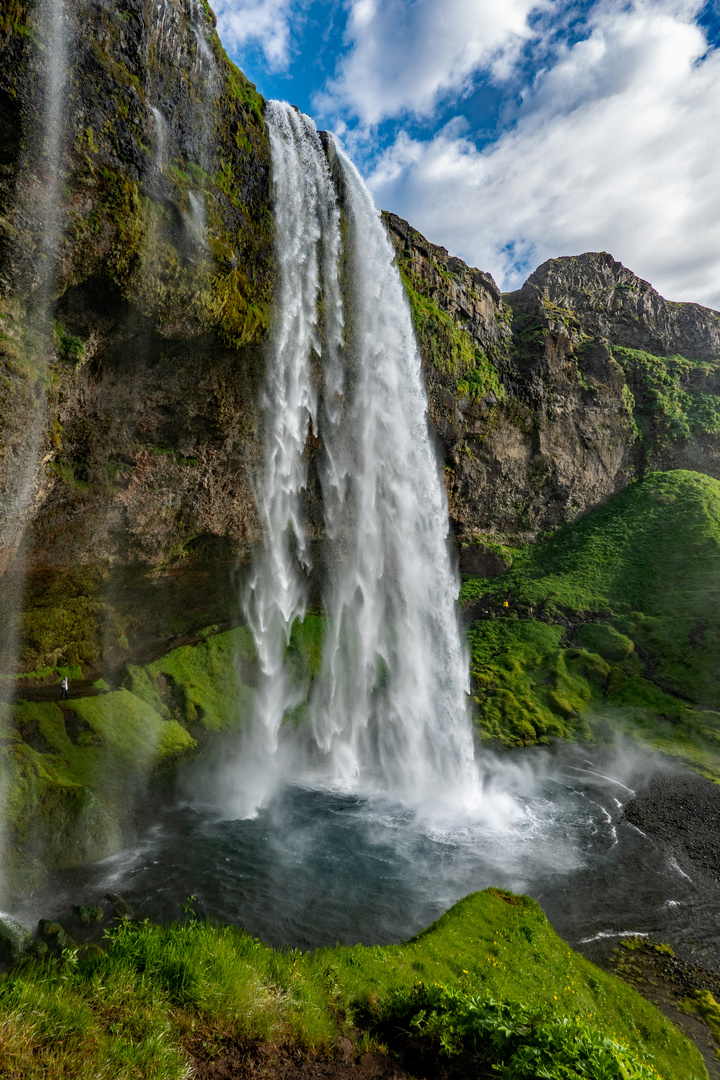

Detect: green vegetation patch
397,262,505,401
461,471,720,620
612,346,720,449
0,890,704,1079
461,471,720,771
468,620,600,745
1,726,122,877
65,691,194,766
126,626,256,732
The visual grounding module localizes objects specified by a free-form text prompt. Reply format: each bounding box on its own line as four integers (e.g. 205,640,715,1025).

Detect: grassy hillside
462,470,720,776
0,889,706,1080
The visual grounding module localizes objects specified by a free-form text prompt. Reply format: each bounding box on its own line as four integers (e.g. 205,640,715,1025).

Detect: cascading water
230,102,478,817
309,143,477,808
229,103,340,815
0,0,70,902
186,1,219,250
149,105,168,178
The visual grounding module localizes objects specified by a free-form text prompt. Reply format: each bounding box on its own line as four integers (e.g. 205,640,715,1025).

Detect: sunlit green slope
462,470,720,774
0,889,705,1079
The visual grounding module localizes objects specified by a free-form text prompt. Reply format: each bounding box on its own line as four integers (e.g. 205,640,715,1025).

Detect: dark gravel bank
624,767,720,882
619,764,720,1078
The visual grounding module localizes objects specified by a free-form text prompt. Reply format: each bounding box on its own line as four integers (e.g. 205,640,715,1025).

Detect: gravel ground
620,764,720,1078
624,767,720,883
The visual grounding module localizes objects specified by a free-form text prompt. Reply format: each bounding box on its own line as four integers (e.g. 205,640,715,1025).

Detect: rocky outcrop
512,252,720,362
387,219,720,545
0,0,277,683
0,0,272,580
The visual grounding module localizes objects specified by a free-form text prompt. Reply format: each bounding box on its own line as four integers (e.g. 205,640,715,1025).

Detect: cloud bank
366,2,720,308
316,0,543,125
213,0,304,68
212,0,720,309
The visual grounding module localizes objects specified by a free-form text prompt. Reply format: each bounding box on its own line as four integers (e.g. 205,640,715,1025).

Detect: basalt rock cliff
0,0,273,678
386,214,720,564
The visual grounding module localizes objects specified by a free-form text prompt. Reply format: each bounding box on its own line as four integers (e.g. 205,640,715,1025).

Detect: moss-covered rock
576,622,635,662
0,623,260,893
0,0,273,578
126,625,256,731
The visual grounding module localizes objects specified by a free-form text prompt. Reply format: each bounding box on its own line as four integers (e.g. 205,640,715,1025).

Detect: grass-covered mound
462,470,720,775
0,890,706,1080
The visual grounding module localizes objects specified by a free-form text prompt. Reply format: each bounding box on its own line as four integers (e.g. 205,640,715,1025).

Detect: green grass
126,626,256,732
611,346,720,448
0,890,705,1079
461,471,720,620
461,471,720,771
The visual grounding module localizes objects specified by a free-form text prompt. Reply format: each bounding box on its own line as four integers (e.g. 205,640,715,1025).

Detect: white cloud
367,1,720,309
316,0,546,126
213,0,304,69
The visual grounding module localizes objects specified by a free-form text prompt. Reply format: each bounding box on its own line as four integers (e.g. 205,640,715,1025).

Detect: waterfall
149,105,168,176
188,6,220,250
229,102,477,817
0,0,71,661
0,0,71,903
229,103,341,815
309,143,478,807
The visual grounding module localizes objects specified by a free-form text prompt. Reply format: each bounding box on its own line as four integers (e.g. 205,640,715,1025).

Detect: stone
72,903,104,927
0,914,32,963
459,545,512,577
106,892,134,919
37,919,63,939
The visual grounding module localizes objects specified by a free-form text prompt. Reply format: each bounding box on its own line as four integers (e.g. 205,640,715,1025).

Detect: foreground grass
0,890,706,1079
461,470,720,773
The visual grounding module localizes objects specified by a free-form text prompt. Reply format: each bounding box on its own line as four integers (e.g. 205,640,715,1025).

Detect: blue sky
213,0,720,308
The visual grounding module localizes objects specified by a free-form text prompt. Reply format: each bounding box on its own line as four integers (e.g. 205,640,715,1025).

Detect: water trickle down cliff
227,103,477,816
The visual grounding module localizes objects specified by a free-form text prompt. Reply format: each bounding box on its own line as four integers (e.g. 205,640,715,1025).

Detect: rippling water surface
17,749,720,967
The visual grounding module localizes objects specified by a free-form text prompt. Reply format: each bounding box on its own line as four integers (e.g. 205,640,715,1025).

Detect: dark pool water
15,747,720,967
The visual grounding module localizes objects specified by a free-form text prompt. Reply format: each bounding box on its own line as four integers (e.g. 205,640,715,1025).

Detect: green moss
53,322,85,366
1,729,122,875
576,623,634,662
0,0,30,40
461,471,720,772
612,346,720,449
134,626,256,732
65,691,195,765
19,566,126,674
467,620,597,745
397,263,504,399
684,990,720,1045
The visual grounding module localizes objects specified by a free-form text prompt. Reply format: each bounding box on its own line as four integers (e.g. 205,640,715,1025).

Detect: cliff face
387,219,720,555
2,3,720,675
0,0,272,583
0,0,278,681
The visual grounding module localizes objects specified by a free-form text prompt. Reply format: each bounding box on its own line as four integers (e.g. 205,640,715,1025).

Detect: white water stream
228,103,478,817
0,0,71,899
